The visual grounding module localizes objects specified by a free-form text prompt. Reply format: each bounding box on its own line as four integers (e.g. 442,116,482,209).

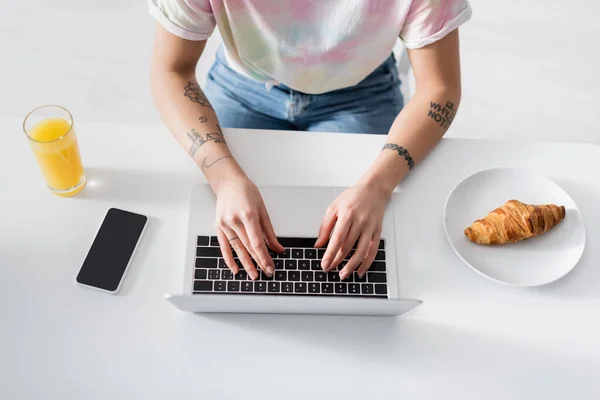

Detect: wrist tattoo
186,127,227,158
428,101,456,130
382,143,415,170
184,81,212,108
202,155,233,171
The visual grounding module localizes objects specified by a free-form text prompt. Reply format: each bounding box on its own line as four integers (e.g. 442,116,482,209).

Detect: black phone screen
76,208,147,292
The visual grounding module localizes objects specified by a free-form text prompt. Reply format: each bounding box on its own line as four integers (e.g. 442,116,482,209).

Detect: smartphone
76,208,148,294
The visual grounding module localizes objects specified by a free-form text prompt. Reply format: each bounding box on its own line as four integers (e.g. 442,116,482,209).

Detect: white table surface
1,118,599,399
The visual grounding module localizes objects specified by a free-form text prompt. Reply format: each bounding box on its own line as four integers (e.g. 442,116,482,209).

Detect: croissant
464,200,566,245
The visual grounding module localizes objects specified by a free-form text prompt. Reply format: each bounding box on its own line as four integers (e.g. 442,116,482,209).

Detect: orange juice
28,117,86,196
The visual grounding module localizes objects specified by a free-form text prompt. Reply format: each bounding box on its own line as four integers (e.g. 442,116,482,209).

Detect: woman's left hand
314,182,390,280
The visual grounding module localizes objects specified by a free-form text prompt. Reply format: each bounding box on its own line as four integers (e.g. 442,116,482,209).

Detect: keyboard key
235,271,248,280
311,260,322,270
315,271,327,281
288,271,300,281
322,283,334,293
375,251,385,261
298,260,310,270
379,239,385,249
260,271,273,281
209,236,219,246
227,281,240,292
335,283,347,294
194,269,207,280
241,282,253,292
274,259,284,270
344,250,355,260
196,236,209,246
268,282,280,293
294,282,307,293
208,269,220,280
275,271,287,281
343,274,354,282
348,283,360,294
235,259,243,269
282,282,293,293
285,260,297,270
369,261,386,272
277,237,317,248
196,247,222,257
268,249,278,258
354,273,367,283
292,249,304,259
308,283,320,293
214,281,226,291
221,270,233,280
218,259,227,268
280,249,291,259
375,284,387,295
337,261,347,271
255,282,267,292
305,249,317,259
318,249,326,259
368,273,387,283
327,272,340,282
301,271,314,281
194,280,213,292
196,257,218,268
361,283,374,294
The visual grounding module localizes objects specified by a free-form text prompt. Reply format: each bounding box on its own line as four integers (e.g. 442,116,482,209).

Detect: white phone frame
76,207,148,295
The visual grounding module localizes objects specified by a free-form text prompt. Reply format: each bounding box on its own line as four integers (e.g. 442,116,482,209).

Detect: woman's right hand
214,174,284,280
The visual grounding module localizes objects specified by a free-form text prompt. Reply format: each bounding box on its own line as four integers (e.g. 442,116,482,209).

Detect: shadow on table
533,180,600,299
196,314,598,390
77,167,199,206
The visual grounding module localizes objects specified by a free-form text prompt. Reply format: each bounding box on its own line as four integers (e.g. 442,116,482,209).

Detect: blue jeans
204,48,403,134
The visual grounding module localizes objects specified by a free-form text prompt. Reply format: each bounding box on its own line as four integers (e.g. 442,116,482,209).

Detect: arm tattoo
202,155,233,171
198,116,208,123
186,128,227,158
427,101,456,130
184,81,212,107
382,143,415,170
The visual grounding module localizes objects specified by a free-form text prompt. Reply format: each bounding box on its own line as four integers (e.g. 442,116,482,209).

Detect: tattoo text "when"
428,101,456,130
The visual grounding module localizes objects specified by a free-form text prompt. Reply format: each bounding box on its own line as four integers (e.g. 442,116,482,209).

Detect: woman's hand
214,175,284,280
315,182,391,280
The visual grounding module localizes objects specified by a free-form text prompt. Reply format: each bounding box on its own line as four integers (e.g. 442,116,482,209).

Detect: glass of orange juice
23,105,86,196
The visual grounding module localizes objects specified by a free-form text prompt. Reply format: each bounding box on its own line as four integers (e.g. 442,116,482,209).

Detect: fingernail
339,271,347,280
358,271,364,278
322,260,329,270
250,271,258,280
313,240,319,247
267,266,274,275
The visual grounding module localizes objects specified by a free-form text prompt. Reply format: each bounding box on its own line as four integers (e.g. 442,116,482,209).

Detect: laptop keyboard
193,236,388,299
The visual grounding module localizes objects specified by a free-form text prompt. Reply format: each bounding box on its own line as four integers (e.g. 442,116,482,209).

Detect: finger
217,228,238,274
340,225,374,280
321,216,351,272
245,217,276,277
225,225,259,280
357,228,382,277
329,222,362,272
260,209,284,253
315,207,337,248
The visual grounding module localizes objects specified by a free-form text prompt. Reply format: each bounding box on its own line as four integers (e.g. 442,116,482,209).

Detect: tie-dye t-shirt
149,0,471,94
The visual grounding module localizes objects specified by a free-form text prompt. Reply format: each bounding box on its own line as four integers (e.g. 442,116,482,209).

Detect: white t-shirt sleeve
148,0,215,41
400,0,472,49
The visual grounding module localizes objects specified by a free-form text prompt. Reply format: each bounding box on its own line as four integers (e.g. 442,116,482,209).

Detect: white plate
444,168,586,286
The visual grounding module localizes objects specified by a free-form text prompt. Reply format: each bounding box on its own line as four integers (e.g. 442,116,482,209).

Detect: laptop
165,184,421,316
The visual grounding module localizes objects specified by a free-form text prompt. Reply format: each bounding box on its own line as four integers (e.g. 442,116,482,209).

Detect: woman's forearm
150,70,246,193
358,86,461,195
